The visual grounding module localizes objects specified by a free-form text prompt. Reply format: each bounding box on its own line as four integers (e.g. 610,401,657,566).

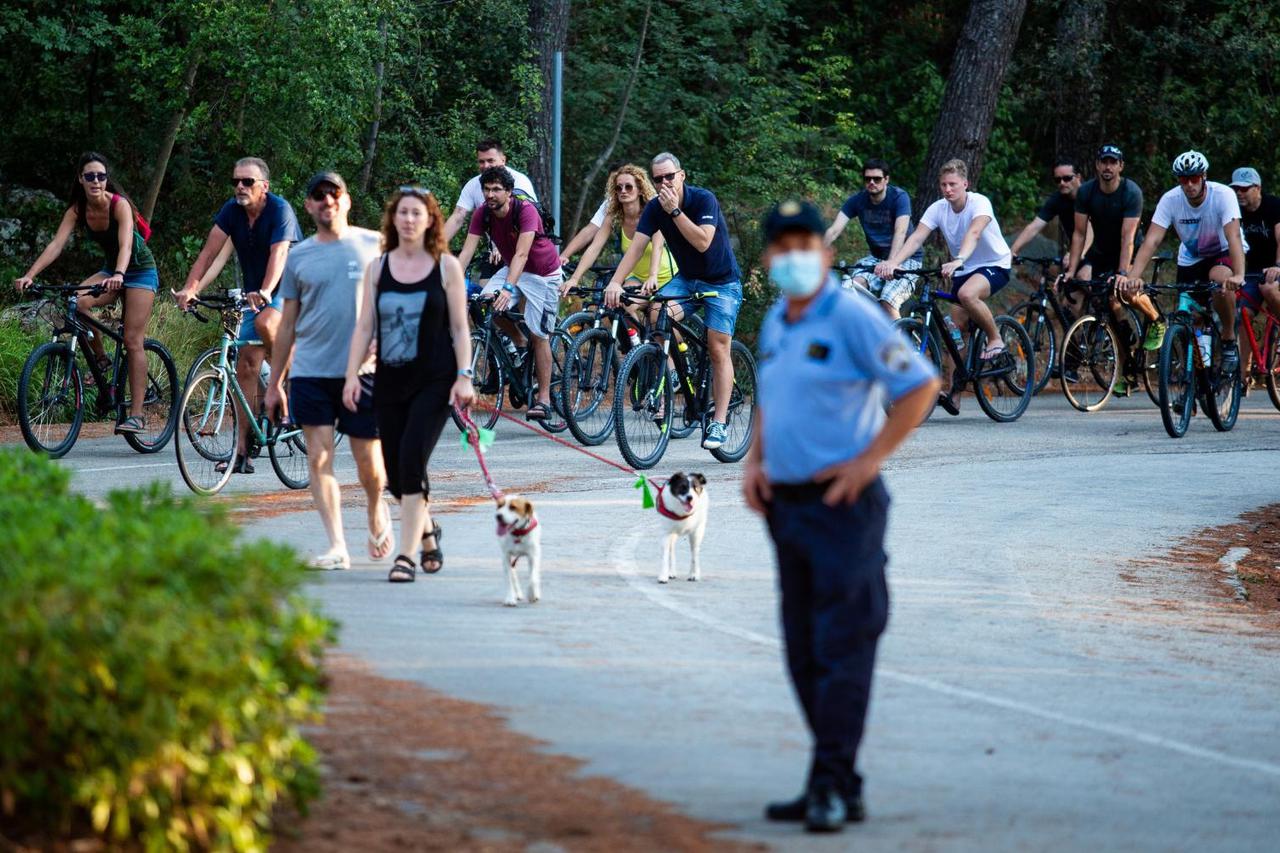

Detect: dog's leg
659,532,677,584
688,526,705,582
504,555,522,606
528,549,541,603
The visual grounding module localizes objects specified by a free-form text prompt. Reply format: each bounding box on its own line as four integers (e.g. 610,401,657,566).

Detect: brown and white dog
657,472,709,583
495,494,542,606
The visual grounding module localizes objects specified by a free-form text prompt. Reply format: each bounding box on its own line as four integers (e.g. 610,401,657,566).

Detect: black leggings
375,384,452,499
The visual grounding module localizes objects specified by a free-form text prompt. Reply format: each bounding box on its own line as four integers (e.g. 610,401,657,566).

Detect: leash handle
455,405,504,501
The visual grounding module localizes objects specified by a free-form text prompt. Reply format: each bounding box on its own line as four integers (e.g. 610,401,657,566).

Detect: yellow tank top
622,227,677,285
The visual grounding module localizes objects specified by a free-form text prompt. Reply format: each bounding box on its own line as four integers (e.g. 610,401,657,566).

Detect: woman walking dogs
15,152,158,434
344,186,474,583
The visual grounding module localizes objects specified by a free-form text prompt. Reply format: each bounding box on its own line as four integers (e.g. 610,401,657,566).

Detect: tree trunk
358,16,388,195
526,0,571,201
1051,0,1106,169
567,0,651,237
143,51,201,222
914,0,1028,219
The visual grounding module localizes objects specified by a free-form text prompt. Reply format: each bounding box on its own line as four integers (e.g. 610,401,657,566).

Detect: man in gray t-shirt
264,171,391,570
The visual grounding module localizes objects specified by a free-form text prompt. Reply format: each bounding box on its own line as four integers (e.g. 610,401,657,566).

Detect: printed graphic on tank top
378,290,427,365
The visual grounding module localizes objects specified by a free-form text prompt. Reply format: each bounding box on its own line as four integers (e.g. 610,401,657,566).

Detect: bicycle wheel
1157,322,1195,438
1060,315,1118,412
973,317,1034,422
540,329,571,433
613,342,672,470
891,318,943,422
561,327,618,445
1206,329,1241,432
558,308,597,338
1010,301,1055,395
175,369,238,495
184,344,231,390
452,329,505,431
709,340,757,463
120,339,179,453
17,341,84,458
1265,323,1280,413
668,366,698,440
269,424,311,489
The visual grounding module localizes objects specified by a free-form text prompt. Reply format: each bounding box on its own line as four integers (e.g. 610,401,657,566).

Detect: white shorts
483,266,563,338
851,255,921,310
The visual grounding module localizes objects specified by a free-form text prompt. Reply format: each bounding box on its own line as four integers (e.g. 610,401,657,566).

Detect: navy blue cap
1096,145,1124,162
762,199,827,242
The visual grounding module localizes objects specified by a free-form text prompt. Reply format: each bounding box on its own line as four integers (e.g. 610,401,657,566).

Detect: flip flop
979,343,1007,361
308,548,351,571
367,501,393,560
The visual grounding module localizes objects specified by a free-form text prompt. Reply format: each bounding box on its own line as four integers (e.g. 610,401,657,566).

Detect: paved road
42,394,1280,851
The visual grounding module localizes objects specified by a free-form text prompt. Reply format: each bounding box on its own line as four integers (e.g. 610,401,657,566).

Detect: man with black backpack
457,166,562,421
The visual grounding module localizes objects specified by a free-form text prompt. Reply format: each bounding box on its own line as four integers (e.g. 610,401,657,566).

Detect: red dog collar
655,485,693,521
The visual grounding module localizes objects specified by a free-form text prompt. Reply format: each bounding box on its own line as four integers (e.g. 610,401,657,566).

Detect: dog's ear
691,473,707,490
512,497,534,518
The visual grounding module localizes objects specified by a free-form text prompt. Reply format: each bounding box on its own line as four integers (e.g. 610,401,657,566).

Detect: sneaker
701,420,727,450
1112,376,1130,397
1220,342,1240,376
1143,320,1167,351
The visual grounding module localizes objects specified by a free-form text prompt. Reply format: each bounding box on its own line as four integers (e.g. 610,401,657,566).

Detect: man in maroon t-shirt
458,166,563,420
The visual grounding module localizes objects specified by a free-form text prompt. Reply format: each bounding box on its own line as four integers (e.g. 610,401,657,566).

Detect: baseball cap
1096,144,1124,161
761,199,827,242
1230,167,1262,188
306,170,347,195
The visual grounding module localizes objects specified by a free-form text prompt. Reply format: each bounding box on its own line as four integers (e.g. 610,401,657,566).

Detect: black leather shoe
765,792,865,823
805,786,847,833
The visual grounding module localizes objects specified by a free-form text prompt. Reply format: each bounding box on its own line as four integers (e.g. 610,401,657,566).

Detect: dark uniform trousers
765,476,890,799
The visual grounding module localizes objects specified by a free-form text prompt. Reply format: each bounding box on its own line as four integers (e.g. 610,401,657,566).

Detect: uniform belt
770,481,829,502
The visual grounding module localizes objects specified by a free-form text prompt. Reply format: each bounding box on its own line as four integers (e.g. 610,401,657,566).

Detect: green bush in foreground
0,450,333,850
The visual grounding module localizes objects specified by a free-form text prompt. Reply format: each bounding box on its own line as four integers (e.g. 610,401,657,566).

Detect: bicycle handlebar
1013,255,1062,268
25,282,107,298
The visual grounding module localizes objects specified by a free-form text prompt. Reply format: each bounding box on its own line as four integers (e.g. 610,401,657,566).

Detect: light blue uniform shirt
757,277,937,484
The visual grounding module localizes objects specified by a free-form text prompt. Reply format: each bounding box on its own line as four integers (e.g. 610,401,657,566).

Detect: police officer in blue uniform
744,200,939,833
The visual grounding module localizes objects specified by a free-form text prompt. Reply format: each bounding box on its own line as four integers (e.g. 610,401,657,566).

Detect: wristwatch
457,368,475,378
670,207,683,218
113,270,125,277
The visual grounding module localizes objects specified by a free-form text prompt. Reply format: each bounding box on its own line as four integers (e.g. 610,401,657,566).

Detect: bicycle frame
1236,283,1277,369
645,295,716,426
45,287,132,406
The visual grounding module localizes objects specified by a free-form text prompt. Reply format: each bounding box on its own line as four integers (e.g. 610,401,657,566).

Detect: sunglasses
1053,174,1076,183
233,177,258,188
398,185,433,198
309,186,343,201
651,172,678,184
615,183,637,193
863,175,887,184
82,171,108,183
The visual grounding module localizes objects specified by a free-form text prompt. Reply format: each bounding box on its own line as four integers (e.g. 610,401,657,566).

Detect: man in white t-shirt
876,158,1012,411
443,139,538,243
1117,150,1247,375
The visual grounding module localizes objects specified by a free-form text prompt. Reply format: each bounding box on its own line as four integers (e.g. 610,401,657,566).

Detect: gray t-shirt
279,227,382,378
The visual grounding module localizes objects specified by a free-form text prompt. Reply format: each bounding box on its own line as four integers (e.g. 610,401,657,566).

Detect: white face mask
769,249,825,297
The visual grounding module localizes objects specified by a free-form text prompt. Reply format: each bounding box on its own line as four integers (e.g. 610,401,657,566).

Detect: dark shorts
289,375,378,439
1177,257,1231,307
952,266,1011,295
1081,250,1119,275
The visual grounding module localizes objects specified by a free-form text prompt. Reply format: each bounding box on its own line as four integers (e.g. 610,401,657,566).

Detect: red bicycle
1236,274,1280,412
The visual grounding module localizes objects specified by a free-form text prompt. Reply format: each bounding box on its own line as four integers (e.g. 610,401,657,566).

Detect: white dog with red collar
495,494,543,606
657,472,709,583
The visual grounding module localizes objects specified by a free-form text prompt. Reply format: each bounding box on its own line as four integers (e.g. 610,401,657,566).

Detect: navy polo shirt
213,193,303,294
757,277,937,484
637,184,741,285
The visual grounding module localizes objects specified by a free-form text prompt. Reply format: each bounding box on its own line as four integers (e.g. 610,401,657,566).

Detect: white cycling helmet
1172,150,1209,176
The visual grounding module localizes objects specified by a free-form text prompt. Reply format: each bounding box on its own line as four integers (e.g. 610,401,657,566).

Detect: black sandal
525,401,551,421
215,453,255,474
420,522,444,574
388,555,416,583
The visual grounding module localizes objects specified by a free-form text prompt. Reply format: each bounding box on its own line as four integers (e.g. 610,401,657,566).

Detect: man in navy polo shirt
604,152,742,451
177,156,303,473
744,200,937,834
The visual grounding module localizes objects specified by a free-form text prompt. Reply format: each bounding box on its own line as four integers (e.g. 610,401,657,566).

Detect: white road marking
71,462,176,474
612,527,1280,780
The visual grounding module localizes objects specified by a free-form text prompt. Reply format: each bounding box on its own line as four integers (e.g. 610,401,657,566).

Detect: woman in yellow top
562,164,677,300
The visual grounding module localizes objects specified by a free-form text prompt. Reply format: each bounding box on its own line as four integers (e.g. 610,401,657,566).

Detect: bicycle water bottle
626,326,641,349
944,315,964,351
228,287,242,301
1194,327,1212,366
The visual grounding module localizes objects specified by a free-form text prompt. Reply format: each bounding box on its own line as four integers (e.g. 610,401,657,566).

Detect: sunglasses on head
1053,174,1075,183
651,172,678,184
82,171,108,183
398,185,433,198
233,177,258,188
309,186,343,201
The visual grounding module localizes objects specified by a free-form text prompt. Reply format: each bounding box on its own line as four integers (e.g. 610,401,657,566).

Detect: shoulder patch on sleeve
878,337,915,373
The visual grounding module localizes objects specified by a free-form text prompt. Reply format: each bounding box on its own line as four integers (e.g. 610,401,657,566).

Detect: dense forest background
1,0,1277,301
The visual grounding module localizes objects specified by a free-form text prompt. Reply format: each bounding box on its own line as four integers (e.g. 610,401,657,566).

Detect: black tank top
374,254,454,402
81,197,156,272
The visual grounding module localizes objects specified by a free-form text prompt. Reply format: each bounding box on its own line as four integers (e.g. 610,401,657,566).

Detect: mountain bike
175,293,312,494
1057,278,1165,412
892,268,1034,422
16,282,178,458
1008,256,1074,395
1151,282,1240,437
612,289,756,469
1235,276,1280,411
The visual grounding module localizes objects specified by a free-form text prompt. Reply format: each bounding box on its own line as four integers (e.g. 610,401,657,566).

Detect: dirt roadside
1168,503,1280,613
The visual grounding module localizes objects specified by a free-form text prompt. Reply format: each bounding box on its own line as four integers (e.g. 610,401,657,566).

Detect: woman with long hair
14,152,158,433
561,163,678,299
343,186,473,583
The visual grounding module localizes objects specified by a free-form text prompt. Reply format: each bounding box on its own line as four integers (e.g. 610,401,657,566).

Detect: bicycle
175,292,312,494
612,289,757,469
1151,281,1241,437
832,260,884,306
1057,277,1166,412
16,282,178,458
452,292,572,433
892,267,1035,422
1235,277,1280,411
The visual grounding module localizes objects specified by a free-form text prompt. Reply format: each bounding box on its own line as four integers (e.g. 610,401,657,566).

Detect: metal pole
551,50,563,237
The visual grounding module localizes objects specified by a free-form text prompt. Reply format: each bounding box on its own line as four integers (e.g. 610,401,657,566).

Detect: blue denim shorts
661,274,742,336
98,267,159,292
237,291,285,343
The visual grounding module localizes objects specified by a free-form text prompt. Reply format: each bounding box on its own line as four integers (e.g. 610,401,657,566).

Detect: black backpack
484,190,558,245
